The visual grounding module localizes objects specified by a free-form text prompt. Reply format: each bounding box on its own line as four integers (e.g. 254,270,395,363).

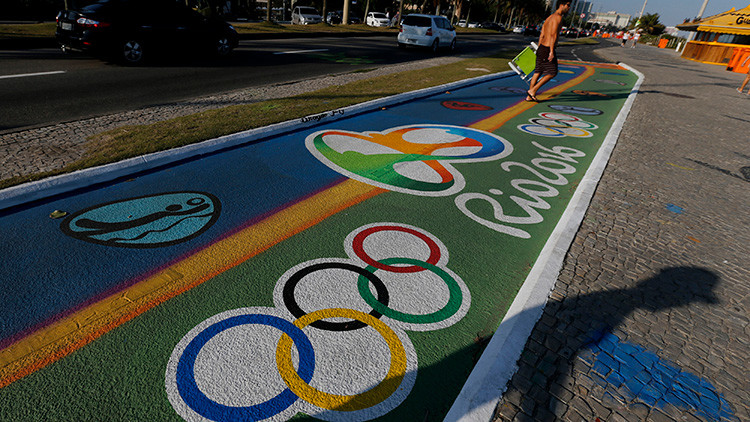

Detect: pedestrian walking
525,0,571,102
632,31,641,48
622,31,630,47
737,55,750,94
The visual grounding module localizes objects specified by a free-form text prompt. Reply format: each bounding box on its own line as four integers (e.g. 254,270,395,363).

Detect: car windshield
372,13,386,18
298,7,318,14
402,16,431,27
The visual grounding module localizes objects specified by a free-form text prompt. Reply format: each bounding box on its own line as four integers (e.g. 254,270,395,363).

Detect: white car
366,12,390,27
291,6,322,25
397,14,456,53
512,25,524,34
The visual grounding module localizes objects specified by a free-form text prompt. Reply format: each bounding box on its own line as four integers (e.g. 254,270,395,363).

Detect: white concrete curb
445,63,645,422
0,70,515,211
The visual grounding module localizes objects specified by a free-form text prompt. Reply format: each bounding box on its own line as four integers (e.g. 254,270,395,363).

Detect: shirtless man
526,0,571,102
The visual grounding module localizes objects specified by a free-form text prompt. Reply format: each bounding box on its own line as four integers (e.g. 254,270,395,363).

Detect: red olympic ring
352,225,441,273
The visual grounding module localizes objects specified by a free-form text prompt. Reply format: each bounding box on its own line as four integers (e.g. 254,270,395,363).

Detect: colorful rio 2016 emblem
305,124,513,196
61,191,221,248
166,222,470,422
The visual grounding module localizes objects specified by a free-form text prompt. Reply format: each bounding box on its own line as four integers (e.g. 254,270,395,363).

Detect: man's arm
548,15,562,61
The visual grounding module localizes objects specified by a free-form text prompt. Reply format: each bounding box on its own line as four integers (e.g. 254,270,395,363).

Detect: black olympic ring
528,117,573,128
282,262,390,332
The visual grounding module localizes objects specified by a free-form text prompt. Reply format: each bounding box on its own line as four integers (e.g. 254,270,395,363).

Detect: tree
637,12,665,35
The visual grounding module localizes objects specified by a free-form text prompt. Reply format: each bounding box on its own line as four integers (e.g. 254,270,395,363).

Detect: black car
56,0,239,65
479,21,504,31
326,10,361,24
523,25,540,36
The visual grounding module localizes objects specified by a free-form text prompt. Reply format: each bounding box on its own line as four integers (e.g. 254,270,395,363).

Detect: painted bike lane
0,62,640,421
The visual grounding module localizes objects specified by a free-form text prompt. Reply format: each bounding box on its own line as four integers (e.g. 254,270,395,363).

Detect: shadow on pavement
490,266,742,421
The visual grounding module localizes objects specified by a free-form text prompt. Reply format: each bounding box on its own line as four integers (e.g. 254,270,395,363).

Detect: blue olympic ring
176,314,315,421
517,124,566,137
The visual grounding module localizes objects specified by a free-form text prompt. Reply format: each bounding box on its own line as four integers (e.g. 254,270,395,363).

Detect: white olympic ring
167,223,470,421
517,112,598,138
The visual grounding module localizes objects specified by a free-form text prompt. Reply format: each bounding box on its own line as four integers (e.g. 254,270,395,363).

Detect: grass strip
0,23,57,39
0,51,517,190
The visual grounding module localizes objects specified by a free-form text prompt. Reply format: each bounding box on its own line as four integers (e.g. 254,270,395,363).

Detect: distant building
587,11,632,29
574,2,593,14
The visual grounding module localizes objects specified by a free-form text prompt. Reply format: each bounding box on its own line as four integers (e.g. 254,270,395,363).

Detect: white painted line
273,49,329,55
445,63,645,422
0,70,67,80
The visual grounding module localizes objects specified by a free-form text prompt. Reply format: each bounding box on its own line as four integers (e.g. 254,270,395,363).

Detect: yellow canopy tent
677,4,750,67
677,5,750,35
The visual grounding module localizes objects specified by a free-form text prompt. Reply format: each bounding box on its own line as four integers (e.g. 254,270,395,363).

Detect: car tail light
426,28,433,36
76,17,110,29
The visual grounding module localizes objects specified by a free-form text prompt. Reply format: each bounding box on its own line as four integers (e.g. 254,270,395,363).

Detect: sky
579,0,746,26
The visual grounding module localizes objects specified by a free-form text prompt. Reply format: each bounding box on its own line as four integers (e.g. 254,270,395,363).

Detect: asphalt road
0,33,542,132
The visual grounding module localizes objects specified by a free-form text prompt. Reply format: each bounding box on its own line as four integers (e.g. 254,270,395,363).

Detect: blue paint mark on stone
666,203,684,214
582,330,737,421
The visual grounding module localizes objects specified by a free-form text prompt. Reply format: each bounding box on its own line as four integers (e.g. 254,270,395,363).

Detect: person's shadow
491,266,740,421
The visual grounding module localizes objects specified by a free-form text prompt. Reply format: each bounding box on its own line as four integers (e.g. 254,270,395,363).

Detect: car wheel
449,39,456,52
121,39,145,65
216,36,233,57
398,42,406,49
431,39,439,54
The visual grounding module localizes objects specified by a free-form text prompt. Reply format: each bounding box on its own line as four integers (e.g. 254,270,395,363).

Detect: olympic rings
275,308,406,412
358,257,462,324
174,313,316,421
282,261,390,331
168,222,467,421
351,225,441,273
517,112,598,138
548,105,603,116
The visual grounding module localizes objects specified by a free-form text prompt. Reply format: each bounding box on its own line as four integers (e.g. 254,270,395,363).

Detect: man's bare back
539,13,562,49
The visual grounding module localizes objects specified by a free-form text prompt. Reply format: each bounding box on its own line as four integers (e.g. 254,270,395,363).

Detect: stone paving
493,41,749,421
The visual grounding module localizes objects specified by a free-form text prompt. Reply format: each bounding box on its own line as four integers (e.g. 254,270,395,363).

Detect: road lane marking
0,70,67,80
274,49,329,55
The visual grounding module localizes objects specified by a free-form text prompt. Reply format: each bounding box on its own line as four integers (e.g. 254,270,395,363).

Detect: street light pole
696,0,709,20
637,0,647,22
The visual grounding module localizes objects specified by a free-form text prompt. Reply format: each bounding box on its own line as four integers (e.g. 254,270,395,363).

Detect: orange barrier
658,39,669,48
727,47,750,73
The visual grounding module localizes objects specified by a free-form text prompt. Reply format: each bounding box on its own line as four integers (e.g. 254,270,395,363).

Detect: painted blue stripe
0,67,586,344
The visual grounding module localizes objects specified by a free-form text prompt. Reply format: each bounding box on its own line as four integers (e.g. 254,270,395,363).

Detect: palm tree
637,12,665,35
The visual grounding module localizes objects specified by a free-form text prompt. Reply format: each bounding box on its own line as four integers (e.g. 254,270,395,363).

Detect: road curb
0,70,514,212
444,63,645,422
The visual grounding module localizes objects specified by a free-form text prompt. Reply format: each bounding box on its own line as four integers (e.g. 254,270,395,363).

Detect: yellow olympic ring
275,308,407,412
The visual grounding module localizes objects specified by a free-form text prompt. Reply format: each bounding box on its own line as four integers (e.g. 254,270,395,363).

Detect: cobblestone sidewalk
493,42,749,421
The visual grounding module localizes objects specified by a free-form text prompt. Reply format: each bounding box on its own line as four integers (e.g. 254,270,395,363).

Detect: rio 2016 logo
305,125,513,196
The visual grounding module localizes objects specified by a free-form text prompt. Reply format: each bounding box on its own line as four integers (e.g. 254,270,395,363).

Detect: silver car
397,14,456,53
366,12,390,27
291,6,322,24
